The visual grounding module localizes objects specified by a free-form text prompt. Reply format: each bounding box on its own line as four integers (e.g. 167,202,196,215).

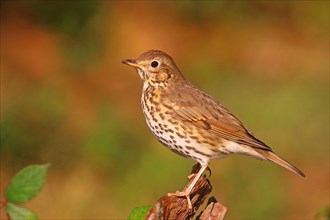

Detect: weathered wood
198,197,228,220
145,164,227,220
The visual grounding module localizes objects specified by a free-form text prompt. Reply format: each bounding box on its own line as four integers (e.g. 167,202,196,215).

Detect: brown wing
169,86,271,151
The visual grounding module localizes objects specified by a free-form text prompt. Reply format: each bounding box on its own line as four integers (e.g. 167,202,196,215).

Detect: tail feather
256,149,306,178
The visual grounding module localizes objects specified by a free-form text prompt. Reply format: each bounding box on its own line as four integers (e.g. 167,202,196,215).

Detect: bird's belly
141,103,228,164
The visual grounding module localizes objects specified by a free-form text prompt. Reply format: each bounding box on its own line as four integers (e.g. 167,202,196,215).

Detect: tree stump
145,164,227,219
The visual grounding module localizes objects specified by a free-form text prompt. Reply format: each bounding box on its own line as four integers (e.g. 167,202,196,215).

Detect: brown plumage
122,49,305,208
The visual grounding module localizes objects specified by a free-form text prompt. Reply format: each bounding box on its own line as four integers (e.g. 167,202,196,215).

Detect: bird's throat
137,68,145,80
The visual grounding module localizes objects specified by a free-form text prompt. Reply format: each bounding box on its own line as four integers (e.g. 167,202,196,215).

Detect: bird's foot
167,191,192,209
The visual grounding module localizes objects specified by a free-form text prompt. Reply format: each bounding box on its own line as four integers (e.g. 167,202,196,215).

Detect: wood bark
145,164,227,220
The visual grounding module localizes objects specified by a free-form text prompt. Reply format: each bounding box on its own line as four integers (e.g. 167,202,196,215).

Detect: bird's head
122,50,183,87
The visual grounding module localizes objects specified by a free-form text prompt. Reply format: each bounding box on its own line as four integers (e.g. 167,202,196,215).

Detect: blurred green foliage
314,205,330,220
173,1,329,28
1,86,68,163
25,0,99,36
25,0,104,70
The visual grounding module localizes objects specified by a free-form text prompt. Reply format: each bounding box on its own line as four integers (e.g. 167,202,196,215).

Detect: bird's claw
168,191,192,209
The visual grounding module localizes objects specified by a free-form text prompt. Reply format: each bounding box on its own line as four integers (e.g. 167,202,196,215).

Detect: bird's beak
122,59,140,68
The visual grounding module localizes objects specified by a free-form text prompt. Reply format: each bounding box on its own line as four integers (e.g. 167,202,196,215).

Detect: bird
122,49,305,209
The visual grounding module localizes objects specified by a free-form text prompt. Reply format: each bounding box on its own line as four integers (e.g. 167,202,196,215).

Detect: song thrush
122,50,305,208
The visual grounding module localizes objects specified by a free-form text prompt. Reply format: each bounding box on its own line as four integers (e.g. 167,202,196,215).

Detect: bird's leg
168,163,208,209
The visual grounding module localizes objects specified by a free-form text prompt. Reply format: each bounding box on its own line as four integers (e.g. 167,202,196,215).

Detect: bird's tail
255,149,306,178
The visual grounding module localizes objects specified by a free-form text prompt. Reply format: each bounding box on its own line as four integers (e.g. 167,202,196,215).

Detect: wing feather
169,87,271,151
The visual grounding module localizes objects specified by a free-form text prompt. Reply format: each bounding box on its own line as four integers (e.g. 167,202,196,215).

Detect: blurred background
1,1,329,219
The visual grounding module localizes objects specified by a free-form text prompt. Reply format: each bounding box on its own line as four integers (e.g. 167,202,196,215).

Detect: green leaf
128,206,151,220
5,164,50,203
5,203,38,220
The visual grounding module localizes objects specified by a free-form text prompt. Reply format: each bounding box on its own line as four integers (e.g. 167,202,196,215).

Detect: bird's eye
151,60,159,68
